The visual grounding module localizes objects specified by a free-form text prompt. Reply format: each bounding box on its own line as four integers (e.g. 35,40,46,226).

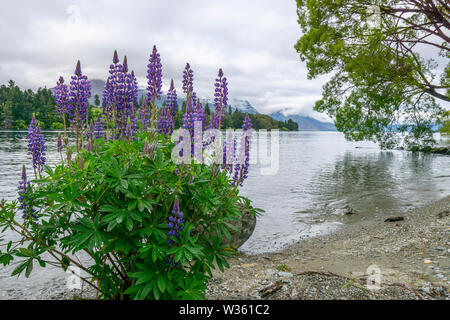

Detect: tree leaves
295,0,449,148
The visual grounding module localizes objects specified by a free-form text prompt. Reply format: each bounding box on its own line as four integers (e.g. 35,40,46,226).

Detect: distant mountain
84,79,260,114
196,97,259,114
270,111,337,131
90,79,107,97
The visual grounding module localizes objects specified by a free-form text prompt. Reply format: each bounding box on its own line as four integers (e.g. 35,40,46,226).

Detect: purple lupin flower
18,165,36,220
87,120,94,140
105,51,125,133
121,58,138,138
168,198,184,245
130,104,139,135
102,79,113,120
222,130,236,172
55,76,69,117
57,133,64,161
182,92,196,136
93,115,105,139
128,70,139,108
157,106,174,136
104,50,122,120
57,133,63,153
166,79,178,118
138,97,151,131
68,61,91,125
144,140,150,154
194,98,205,131
123,116,136,142
27,115,46,177
116,56,128,131
232,114,252,187
182,63,194,95
147,45,162,103
103,52,138,139
213,69,228,129
240,114,252,182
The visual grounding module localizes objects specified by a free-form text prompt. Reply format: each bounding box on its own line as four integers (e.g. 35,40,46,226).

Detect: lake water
0,131,449,297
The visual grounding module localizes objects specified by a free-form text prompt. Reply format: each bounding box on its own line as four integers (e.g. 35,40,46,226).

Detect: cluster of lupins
19,45,253,229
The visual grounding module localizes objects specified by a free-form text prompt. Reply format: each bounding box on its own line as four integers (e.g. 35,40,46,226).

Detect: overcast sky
0,0,335,119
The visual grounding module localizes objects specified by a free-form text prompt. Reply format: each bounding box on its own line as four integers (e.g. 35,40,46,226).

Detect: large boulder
192,205,257,249
225,206,257,249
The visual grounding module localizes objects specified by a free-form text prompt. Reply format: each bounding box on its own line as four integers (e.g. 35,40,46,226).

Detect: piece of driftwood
437,210,449,219
384,216,405,222
259,281,283,298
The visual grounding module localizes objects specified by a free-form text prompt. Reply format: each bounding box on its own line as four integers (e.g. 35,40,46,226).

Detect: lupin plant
68,61,91,151
147,45,163,104
55,76,69,138
147,46,163,133
213,69,228,129
93,114,105,139
232,114,253,187
27,114,46,178
167,79,178,118
0,46,261,301
17,165,36,220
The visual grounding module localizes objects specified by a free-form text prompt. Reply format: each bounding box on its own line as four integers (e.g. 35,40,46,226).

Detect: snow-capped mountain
84,79,260,114
270,111,337,131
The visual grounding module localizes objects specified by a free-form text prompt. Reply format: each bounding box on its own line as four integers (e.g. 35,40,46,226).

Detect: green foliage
0,129,260,300
295,0,450,148
276,264,291,272
51,122,64,130
1,101,13,129
0,81,62,130
438,110,450,135
14,120,27,130
94,94,101,107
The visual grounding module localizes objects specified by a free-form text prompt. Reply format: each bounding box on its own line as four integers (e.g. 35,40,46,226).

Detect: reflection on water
312,151,448,219
239,132,450,254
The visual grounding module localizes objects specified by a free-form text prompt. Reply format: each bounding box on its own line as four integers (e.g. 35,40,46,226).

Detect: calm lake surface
0,131,449,297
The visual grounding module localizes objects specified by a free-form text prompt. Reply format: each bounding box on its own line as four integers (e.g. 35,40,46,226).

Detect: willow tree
295,0,450,148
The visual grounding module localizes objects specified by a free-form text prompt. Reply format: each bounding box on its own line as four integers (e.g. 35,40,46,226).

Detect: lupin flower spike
147,45,163,102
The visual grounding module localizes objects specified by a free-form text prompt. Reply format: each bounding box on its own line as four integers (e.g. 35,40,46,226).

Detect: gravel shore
205,196,450,300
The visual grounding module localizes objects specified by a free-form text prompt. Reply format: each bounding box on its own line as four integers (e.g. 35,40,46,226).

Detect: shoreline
205,195,450,300
1,196,449,300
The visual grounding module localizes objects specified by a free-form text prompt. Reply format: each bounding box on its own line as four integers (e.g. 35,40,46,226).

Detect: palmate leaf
176,276,206,300
63,216,106,252
126,266,173,300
